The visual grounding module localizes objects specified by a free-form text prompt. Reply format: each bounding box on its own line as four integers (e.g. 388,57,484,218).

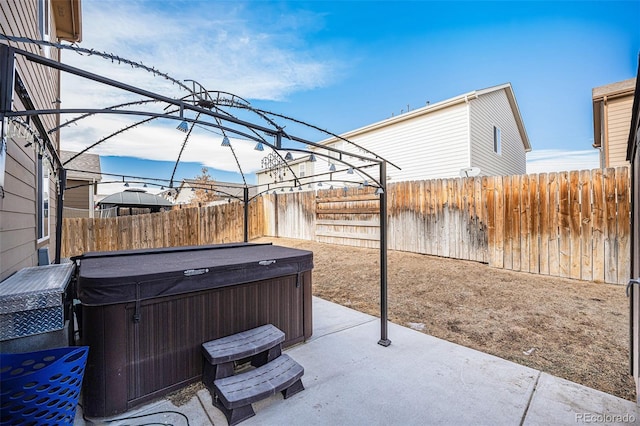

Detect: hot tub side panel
81,303,129,417
82,271,311,418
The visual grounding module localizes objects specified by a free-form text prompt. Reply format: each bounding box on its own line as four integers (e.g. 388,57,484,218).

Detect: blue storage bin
0,346,89,425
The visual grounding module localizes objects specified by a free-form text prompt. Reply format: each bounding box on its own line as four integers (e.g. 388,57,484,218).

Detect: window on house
327,141,343,160
38,0,51,58
493,126,502,155
37,155,50,241
299,163,306,177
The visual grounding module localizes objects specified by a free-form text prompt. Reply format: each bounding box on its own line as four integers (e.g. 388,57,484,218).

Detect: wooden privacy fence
62,167,630,284
61,201,265,258
381,167,630,284
262,167,630,285
486,168,630,284
386,177,488,262
261,191,316,241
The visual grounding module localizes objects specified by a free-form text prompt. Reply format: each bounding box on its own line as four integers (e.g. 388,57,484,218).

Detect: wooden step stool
201,324,305,425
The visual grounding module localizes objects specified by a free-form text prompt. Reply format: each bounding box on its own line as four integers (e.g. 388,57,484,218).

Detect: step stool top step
202,324,285,364
214,353,304,409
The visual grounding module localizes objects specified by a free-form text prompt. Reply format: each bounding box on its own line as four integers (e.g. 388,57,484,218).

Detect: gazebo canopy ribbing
0,35,398,346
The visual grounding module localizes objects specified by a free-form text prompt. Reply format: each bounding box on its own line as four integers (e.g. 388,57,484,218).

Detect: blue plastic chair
0,346,89,426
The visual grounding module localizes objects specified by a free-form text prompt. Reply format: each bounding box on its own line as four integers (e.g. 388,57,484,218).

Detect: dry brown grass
256,236,636,402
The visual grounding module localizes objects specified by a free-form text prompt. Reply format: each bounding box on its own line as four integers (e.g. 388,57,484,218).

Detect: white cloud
62,1,335,105
526,149,600,174
62,115,267,173
58,1,338,178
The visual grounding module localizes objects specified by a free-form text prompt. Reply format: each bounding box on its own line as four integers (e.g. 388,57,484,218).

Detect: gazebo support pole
54,168,66,264
378,160,391,347
243,187,249,243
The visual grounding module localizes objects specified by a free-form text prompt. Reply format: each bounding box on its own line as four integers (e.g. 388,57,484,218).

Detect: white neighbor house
257,83,531,191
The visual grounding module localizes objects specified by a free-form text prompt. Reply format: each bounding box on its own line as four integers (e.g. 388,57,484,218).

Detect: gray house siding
320,103,471,184
1,0,63,280
256,84,529,193
607,96,633,168
469,88,527,176
1,125,38,278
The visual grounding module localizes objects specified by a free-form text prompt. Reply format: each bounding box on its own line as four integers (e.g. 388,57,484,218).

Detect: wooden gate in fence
315,187,380,248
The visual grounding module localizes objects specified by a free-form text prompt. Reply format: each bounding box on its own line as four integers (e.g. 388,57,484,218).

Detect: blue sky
59,0,639,194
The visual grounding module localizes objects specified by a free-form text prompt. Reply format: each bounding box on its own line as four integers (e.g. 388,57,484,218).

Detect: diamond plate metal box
0,263,75,341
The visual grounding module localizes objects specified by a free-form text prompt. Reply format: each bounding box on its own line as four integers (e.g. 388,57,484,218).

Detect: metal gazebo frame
0,39,398,346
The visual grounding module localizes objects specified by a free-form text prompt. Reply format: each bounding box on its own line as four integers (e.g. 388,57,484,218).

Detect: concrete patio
78,297,638,425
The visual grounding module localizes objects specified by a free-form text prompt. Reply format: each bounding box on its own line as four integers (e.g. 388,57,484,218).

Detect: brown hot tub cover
75,243,314,306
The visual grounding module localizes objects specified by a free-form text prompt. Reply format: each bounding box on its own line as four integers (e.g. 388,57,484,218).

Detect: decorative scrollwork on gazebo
261,152,289,183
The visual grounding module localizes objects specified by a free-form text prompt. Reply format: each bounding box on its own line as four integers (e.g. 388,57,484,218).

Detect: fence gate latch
627,278,640,298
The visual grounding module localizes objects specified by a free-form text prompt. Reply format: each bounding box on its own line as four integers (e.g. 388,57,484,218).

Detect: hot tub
75,242,313,418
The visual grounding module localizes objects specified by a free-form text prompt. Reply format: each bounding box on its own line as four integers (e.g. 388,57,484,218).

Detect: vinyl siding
1,0,62,280
256,172,272,190
1,130,38,280
256,162,308,192
309,140,363,184
64,178,91,210
257,155,322,193
174,185,195,204
315,104,471,184
469,88,527,176
256,86,527,187
605,96,633,168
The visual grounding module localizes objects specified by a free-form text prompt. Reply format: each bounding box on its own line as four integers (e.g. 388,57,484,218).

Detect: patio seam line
196,390,215,425
311,318,378,342
519,370,542,426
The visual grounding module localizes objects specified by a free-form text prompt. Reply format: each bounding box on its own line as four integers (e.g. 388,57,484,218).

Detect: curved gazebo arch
0,35,398,346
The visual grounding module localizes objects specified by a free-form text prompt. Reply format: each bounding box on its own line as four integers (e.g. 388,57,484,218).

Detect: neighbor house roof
179,179,258,198
592,78,636,101
52,0,82,42
60,150,102,182
316,82,532,152
592,78,636,149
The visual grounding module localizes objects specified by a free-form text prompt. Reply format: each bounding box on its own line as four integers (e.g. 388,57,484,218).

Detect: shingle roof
592,78,636,100
591,78,636,149
60,151,102,181
179,179,258,198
